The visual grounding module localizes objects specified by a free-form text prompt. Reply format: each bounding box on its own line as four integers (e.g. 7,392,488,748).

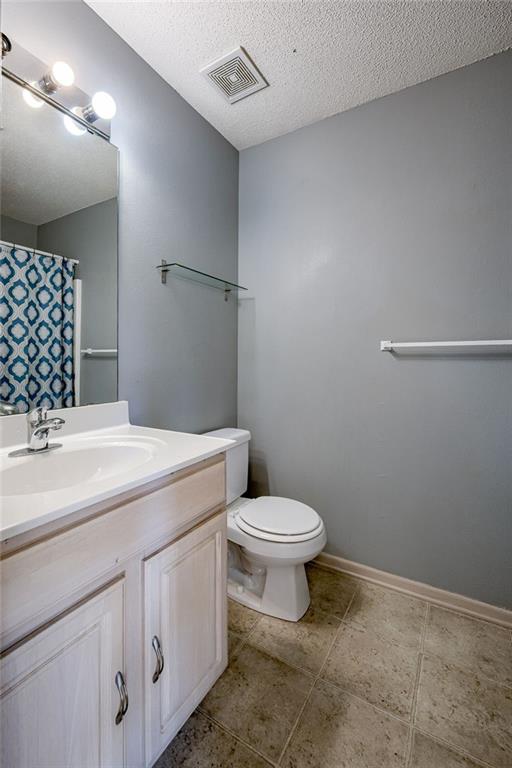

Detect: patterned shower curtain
0,243,75,412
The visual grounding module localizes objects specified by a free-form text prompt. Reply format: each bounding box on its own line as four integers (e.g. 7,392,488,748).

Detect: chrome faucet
27,407,65,451
8,407,65,457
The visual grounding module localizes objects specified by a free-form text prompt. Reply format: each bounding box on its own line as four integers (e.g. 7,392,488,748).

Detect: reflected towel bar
380,340,512,353
81,348,118,356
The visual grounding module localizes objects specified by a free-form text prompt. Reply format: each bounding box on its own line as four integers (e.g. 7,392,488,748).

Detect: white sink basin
2,440,156,496
0,406,233,541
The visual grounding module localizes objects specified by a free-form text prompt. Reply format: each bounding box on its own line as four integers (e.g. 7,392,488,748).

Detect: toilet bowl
204,428,326,621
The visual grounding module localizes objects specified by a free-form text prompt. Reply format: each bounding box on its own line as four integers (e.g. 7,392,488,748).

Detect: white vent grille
201,47,268,104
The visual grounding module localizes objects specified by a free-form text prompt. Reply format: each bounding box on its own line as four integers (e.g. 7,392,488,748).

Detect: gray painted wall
38,199,118,406
1,215,37,248
238,52,512,607
5,1,238,432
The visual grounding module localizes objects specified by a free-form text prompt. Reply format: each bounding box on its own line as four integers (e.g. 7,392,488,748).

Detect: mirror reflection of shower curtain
73,278,82,407
0,242,75,412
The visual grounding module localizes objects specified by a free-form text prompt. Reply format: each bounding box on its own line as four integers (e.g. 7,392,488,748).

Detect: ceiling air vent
201,47,268,104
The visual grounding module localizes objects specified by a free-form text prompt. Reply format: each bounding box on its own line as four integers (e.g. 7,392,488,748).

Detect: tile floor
154,564,512,768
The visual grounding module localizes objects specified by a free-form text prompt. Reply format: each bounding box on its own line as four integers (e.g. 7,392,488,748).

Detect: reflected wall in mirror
0,72,119,412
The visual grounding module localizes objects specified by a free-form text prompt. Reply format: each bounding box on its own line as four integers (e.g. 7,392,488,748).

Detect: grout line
418,637,512,693
227,603,263,656
322,581,360,654
276,583,361,765
404,601,429,767
198,708,278,766
314,583,427,768
275,674,316,765
313,557,512,630
225,603,321,766
412,726,497,768
425,600,512,632
413,603,429,719
243,616,263,644
406,604,504,768
230,591,360,680
227,616,264,659
312,675,412,728
315,583,422,731
240,635,318,679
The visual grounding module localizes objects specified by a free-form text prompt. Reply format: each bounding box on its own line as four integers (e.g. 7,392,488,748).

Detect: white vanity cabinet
0,580,126,768
0,453,227,768
144,513,227,766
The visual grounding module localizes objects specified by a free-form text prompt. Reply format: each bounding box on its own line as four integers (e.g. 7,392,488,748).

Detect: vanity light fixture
3,39,114,141
22,61,75,109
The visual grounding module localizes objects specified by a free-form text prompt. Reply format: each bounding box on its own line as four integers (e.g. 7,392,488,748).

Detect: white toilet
204,428,326,621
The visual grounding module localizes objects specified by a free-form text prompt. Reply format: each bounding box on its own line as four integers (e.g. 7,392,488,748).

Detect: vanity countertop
0,402,233,542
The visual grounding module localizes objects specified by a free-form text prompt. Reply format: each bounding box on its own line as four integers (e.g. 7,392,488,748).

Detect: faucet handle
27,406,48,426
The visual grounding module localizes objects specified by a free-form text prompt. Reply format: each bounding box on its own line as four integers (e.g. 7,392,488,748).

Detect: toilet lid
238,496,321,537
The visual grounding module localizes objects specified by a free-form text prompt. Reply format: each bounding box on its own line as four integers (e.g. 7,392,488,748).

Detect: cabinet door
1,580,126,768
144,513,227,766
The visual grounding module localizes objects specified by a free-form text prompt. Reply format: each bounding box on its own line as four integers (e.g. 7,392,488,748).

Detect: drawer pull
115,671,129,724
152,635,165,683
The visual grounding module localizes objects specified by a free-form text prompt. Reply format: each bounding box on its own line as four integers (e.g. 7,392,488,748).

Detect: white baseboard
314,552,512,629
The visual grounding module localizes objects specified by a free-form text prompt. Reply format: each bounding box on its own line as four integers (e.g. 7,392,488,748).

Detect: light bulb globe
22,84,44,109
52,61,75,87
91,91,116,120
63,107,86,136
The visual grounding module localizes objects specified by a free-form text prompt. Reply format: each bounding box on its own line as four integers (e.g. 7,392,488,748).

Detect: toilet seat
236,496,324,543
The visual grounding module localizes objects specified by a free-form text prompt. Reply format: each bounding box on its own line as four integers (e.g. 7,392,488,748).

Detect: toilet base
228,562,310,622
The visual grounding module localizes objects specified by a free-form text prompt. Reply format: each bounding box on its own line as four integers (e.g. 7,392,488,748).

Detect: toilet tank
203,428,251,504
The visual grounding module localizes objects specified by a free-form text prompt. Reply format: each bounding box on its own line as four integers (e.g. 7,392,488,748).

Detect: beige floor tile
153,711,272,767
345,581,426,648
249,605,340,674
281,679,408,768
410,731,488,768
200,642,312,762
228,599,261,636
305,564,358,619
322,622,419,718
424,607,512,686
416,655,512,768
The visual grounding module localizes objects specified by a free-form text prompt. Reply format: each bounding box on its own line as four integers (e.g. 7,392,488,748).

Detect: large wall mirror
0,61,118,413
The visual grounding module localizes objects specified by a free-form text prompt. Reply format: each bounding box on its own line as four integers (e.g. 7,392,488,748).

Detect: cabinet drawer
1,456,225,646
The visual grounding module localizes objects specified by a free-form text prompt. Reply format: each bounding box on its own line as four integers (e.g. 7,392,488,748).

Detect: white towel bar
380,340,512,352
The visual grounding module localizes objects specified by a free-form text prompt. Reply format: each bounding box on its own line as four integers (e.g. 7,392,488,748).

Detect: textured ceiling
1,78,118,225
85,0,512,149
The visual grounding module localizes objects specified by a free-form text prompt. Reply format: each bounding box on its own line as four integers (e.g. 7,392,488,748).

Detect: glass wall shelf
157,260,248,299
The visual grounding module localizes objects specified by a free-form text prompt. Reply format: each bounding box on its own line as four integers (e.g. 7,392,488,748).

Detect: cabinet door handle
115,671,129,725
151,635,165,684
